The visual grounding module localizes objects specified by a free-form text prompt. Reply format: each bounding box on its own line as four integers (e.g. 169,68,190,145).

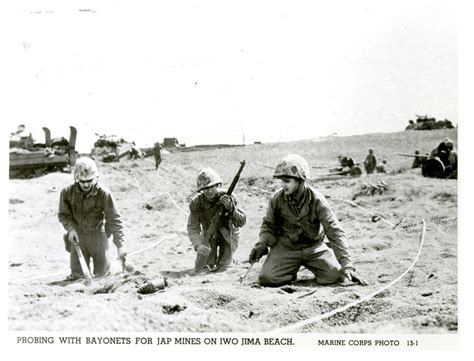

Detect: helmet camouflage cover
273,154,311,180
74,157,98,181
196,167,222,191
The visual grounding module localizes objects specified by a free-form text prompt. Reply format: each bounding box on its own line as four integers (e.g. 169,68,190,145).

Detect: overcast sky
3,0,457,152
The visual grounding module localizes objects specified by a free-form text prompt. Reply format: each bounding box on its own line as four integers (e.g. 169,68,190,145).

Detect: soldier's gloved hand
68,229,79,244
219,195,234,213
249,246,268,264
340,268,368,286
195,244,211,257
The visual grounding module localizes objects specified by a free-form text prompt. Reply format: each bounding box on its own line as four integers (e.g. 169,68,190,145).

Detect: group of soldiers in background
363,148,388,174
333,148,388,177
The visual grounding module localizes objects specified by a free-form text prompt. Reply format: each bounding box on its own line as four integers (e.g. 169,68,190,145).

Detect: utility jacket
153,144,162,159
256,186,354,270
58,182,124,248
187,191,246,250
364,154,377,171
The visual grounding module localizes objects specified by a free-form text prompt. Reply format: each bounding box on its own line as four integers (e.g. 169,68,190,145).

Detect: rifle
72,239,93,286
397,153,429,158
195,160,246,272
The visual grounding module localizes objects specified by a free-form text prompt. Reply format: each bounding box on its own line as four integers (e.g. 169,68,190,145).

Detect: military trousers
194,236,233,272
69,231,110,277
154,156,162,170
258,241,341,287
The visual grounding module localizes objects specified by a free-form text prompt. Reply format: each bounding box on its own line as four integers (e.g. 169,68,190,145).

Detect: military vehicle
405,115,454,131
91,134,135,162
397,153,456,179
9,126,77,178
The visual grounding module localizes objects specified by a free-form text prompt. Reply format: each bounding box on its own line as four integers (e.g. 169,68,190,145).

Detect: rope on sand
269,220,426,333
333,197,396,228
10,234,178,283
166,192,189,216
132,169,188,217
128,234,177,256
131,171,143,194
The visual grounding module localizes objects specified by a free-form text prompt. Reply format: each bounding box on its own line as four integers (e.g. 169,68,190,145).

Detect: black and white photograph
2,0,471,356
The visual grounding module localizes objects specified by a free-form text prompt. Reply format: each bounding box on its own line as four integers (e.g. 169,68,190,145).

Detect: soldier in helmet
376,159,388,173
444,139,457,179
248,154,367,287
412,149,425,169
187,168,246,273
58,157,127,280
431,138,451,166
153,142,163,170
364,148,377,174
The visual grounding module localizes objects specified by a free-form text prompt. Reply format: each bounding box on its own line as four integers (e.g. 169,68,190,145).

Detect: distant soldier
58,157,127,281
364,148,377,174
153,142,162,170
187,168,246,273
340,156,355,168
332,156,354,172
129,144,142,160
431,139,451,166
448,148,457,179
248,154,367,287
412,149,425,169
376,159,387,173
444,139,457,179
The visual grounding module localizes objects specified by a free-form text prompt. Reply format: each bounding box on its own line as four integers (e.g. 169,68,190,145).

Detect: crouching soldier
58,157,127,280
248,154,367,287
187,168,246,273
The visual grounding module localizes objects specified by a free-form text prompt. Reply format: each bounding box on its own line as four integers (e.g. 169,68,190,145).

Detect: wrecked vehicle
90,134,137,162
9,126,78,178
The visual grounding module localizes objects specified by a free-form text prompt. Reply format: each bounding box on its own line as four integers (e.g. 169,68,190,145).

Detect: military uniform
255,186,353,286
249,154,364,287
59,178,124,278
187,191,246,270
153,143,162,170
364,152,377,174
412,157,423,169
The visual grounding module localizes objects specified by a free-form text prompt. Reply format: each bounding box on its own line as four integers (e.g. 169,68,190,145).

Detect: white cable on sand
131,171,142,194
333,197,396,228
132,169,187,217
166,192,189,216
128,234,177,256
269,220,426,333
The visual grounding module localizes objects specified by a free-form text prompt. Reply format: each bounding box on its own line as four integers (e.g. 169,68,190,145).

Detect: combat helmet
196,168,222,191
273,154,311,180
74,157,98,181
